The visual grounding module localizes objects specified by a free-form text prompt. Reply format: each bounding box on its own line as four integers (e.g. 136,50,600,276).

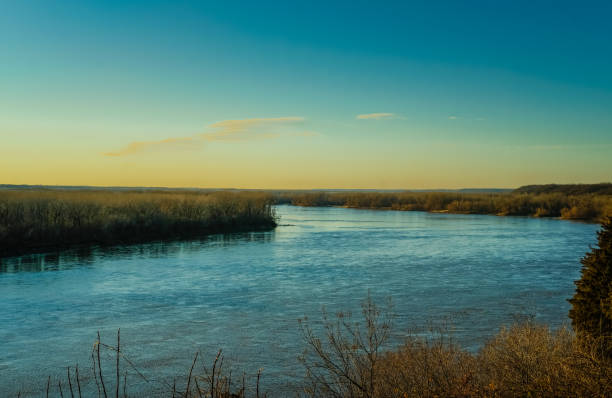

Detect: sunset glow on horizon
2,1,611,189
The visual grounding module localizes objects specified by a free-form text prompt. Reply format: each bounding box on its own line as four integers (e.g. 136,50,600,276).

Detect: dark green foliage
569,219,612,347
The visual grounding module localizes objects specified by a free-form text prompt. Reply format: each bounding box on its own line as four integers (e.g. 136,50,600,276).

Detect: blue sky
1,1,611,188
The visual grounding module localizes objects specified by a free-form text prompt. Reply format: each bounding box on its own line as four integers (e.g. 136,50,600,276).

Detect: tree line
276,185,612,222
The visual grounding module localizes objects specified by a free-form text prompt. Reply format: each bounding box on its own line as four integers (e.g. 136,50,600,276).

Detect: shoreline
0,222,277,260
288,203,602,223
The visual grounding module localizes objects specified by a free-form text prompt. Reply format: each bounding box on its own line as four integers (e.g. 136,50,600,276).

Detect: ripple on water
0,205,599,397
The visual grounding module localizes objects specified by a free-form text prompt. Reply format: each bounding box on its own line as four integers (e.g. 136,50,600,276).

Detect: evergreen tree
569,218,612,346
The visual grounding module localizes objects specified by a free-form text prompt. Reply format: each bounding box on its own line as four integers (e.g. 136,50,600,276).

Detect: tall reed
0,190,276,257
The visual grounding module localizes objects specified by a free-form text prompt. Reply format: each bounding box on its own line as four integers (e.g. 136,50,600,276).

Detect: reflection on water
0,206,599,397
0,231,275,273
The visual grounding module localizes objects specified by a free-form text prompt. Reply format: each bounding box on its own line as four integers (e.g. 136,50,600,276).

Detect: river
0,205,599,396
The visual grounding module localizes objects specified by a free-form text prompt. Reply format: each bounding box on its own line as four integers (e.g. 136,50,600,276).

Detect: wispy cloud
104,137,201,157
104,117,306,157
448,115,458,120
202,117,304,141
356,113,395,120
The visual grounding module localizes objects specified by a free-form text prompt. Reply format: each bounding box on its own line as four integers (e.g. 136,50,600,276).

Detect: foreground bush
478,323,611,397
300,298,612,398
0,189,277,257
569,218,612,353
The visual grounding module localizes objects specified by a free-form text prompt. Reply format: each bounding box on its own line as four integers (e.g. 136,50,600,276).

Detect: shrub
569,218,612,352
300,299,612,398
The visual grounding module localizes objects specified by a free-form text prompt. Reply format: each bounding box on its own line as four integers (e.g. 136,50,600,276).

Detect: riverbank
276,185,612,223
0,190,277,257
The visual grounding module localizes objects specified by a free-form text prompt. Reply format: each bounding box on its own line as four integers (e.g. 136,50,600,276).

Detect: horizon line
3,183,609,192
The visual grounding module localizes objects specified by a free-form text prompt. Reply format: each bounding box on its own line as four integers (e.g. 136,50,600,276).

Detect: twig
228,370,232,397
256,368,262,398
97,331,108,398
92,350,101,398
76,364,82,398
123,371,127,398
99,342,149,383
215,356,225,395
211,349,222,398
67,367,75,398
46,376,51,398
194,377,203,398
185,352,198,397
116,328,120,398
59,380,65,398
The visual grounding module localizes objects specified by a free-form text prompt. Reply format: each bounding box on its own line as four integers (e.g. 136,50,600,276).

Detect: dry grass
0,189,277,257
300,298,612,398
477,324,612,397
369,324,612,398
278,191,612,222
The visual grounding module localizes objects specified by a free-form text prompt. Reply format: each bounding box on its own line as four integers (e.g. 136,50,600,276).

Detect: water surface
0,205,599,396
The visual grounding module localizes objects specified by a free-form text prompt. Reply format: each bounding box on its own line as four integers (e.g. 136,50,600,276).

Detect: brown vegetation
30,299,612,398
515,183,612,195
0,189,277,257
300,297,612,398
278,188,612,222
31,329,266,398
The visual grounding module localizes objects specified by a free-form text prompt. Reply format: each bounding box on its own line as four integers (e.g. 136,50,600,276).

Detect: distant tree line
275,184,612,222
515,183,612,195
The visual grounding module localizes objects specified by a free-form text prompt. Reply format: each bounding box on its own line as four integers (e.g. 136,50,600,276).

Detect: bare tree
299,294,393,398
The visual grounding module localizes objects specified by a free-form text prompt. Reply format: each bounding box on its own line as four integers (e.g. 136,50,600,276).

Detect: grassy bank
0,189,277,257
276,184,612,222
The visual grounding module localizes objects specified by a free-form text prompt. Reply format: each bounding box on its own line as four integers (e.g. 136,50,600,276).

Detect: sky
1,0,611,189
